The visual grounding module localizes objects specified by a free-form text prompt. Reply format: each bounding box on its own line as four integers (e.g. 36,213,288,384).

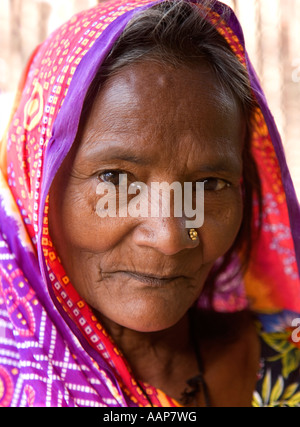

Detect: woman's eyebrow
102,153,150,165
197,160,242,176
81,143,151,165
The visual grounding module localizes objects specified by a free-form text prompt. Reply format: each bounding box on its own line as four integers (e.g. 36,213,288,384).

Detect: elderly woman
0,0,300,408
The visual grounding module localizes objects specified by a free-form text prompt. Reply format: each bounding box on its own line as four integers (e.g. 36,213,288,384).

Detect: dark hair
82,0,262,305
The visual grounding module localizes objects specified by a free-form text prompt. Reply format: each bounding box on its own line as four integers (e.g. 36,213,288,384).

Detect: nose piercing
188,228,198,241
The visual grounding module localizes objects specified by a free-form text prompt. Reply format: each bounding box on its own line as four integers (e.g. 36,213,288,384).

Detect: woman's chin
93,301,190,334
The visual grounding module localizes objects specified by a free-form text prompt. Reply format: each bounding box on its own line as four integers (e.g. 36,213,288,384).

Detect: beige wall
0,0,299,197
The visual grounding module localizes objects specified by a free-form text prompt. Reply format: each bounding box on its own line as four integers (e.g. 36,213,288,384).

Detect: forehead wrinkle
172,134,243,179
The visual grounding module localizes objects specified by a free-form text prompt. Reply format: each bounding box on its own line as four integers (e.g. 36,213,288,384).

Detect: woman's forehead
92,60,239,113
79,61,244,155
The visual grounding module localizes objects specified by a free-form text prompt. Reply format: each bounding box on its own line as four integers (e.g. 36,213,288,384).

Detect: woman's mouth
117,271,184,287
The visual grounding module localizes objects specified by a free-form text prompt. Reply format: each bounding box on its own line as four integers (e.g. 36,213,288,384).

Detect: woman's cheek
59,184,132,252
200,191,243,263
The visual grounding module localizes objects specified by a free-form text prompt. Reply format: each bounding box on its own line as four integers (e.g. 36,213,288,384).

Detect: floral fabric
254,312,300,407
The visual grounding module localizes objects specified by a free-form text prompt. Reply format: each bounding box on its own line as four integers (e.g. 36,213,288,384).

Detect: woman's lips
118,271,184,287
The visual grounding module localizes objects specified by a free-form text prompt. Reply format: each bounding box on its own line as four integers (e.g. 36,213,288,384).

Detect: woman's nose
132,217,199,256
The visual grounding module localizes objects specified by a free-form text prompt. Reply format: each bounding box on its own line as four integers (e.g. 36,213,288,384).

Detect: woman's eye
98,171,126,186
202,178,230,191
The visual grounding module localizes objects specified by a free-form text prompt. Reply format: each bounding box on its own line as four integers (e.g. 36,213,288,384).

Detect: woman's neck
95,310,198,387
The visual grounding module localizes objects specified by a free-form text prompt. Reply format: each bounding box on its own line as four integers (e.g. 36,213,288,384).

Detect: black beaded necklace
180,309,211,407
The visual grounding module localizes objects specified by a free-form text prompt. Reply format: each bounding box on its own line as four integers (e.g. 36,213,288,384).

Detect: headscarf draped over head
0,0,299,407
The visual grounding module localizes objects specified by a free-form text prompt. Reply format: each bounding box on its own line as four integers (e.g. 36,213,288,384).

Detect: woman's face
49,61,244,332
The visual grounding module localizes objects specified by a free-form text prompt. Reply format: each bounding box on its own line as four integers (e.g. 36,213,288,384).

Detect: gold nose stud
188,228,198,241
